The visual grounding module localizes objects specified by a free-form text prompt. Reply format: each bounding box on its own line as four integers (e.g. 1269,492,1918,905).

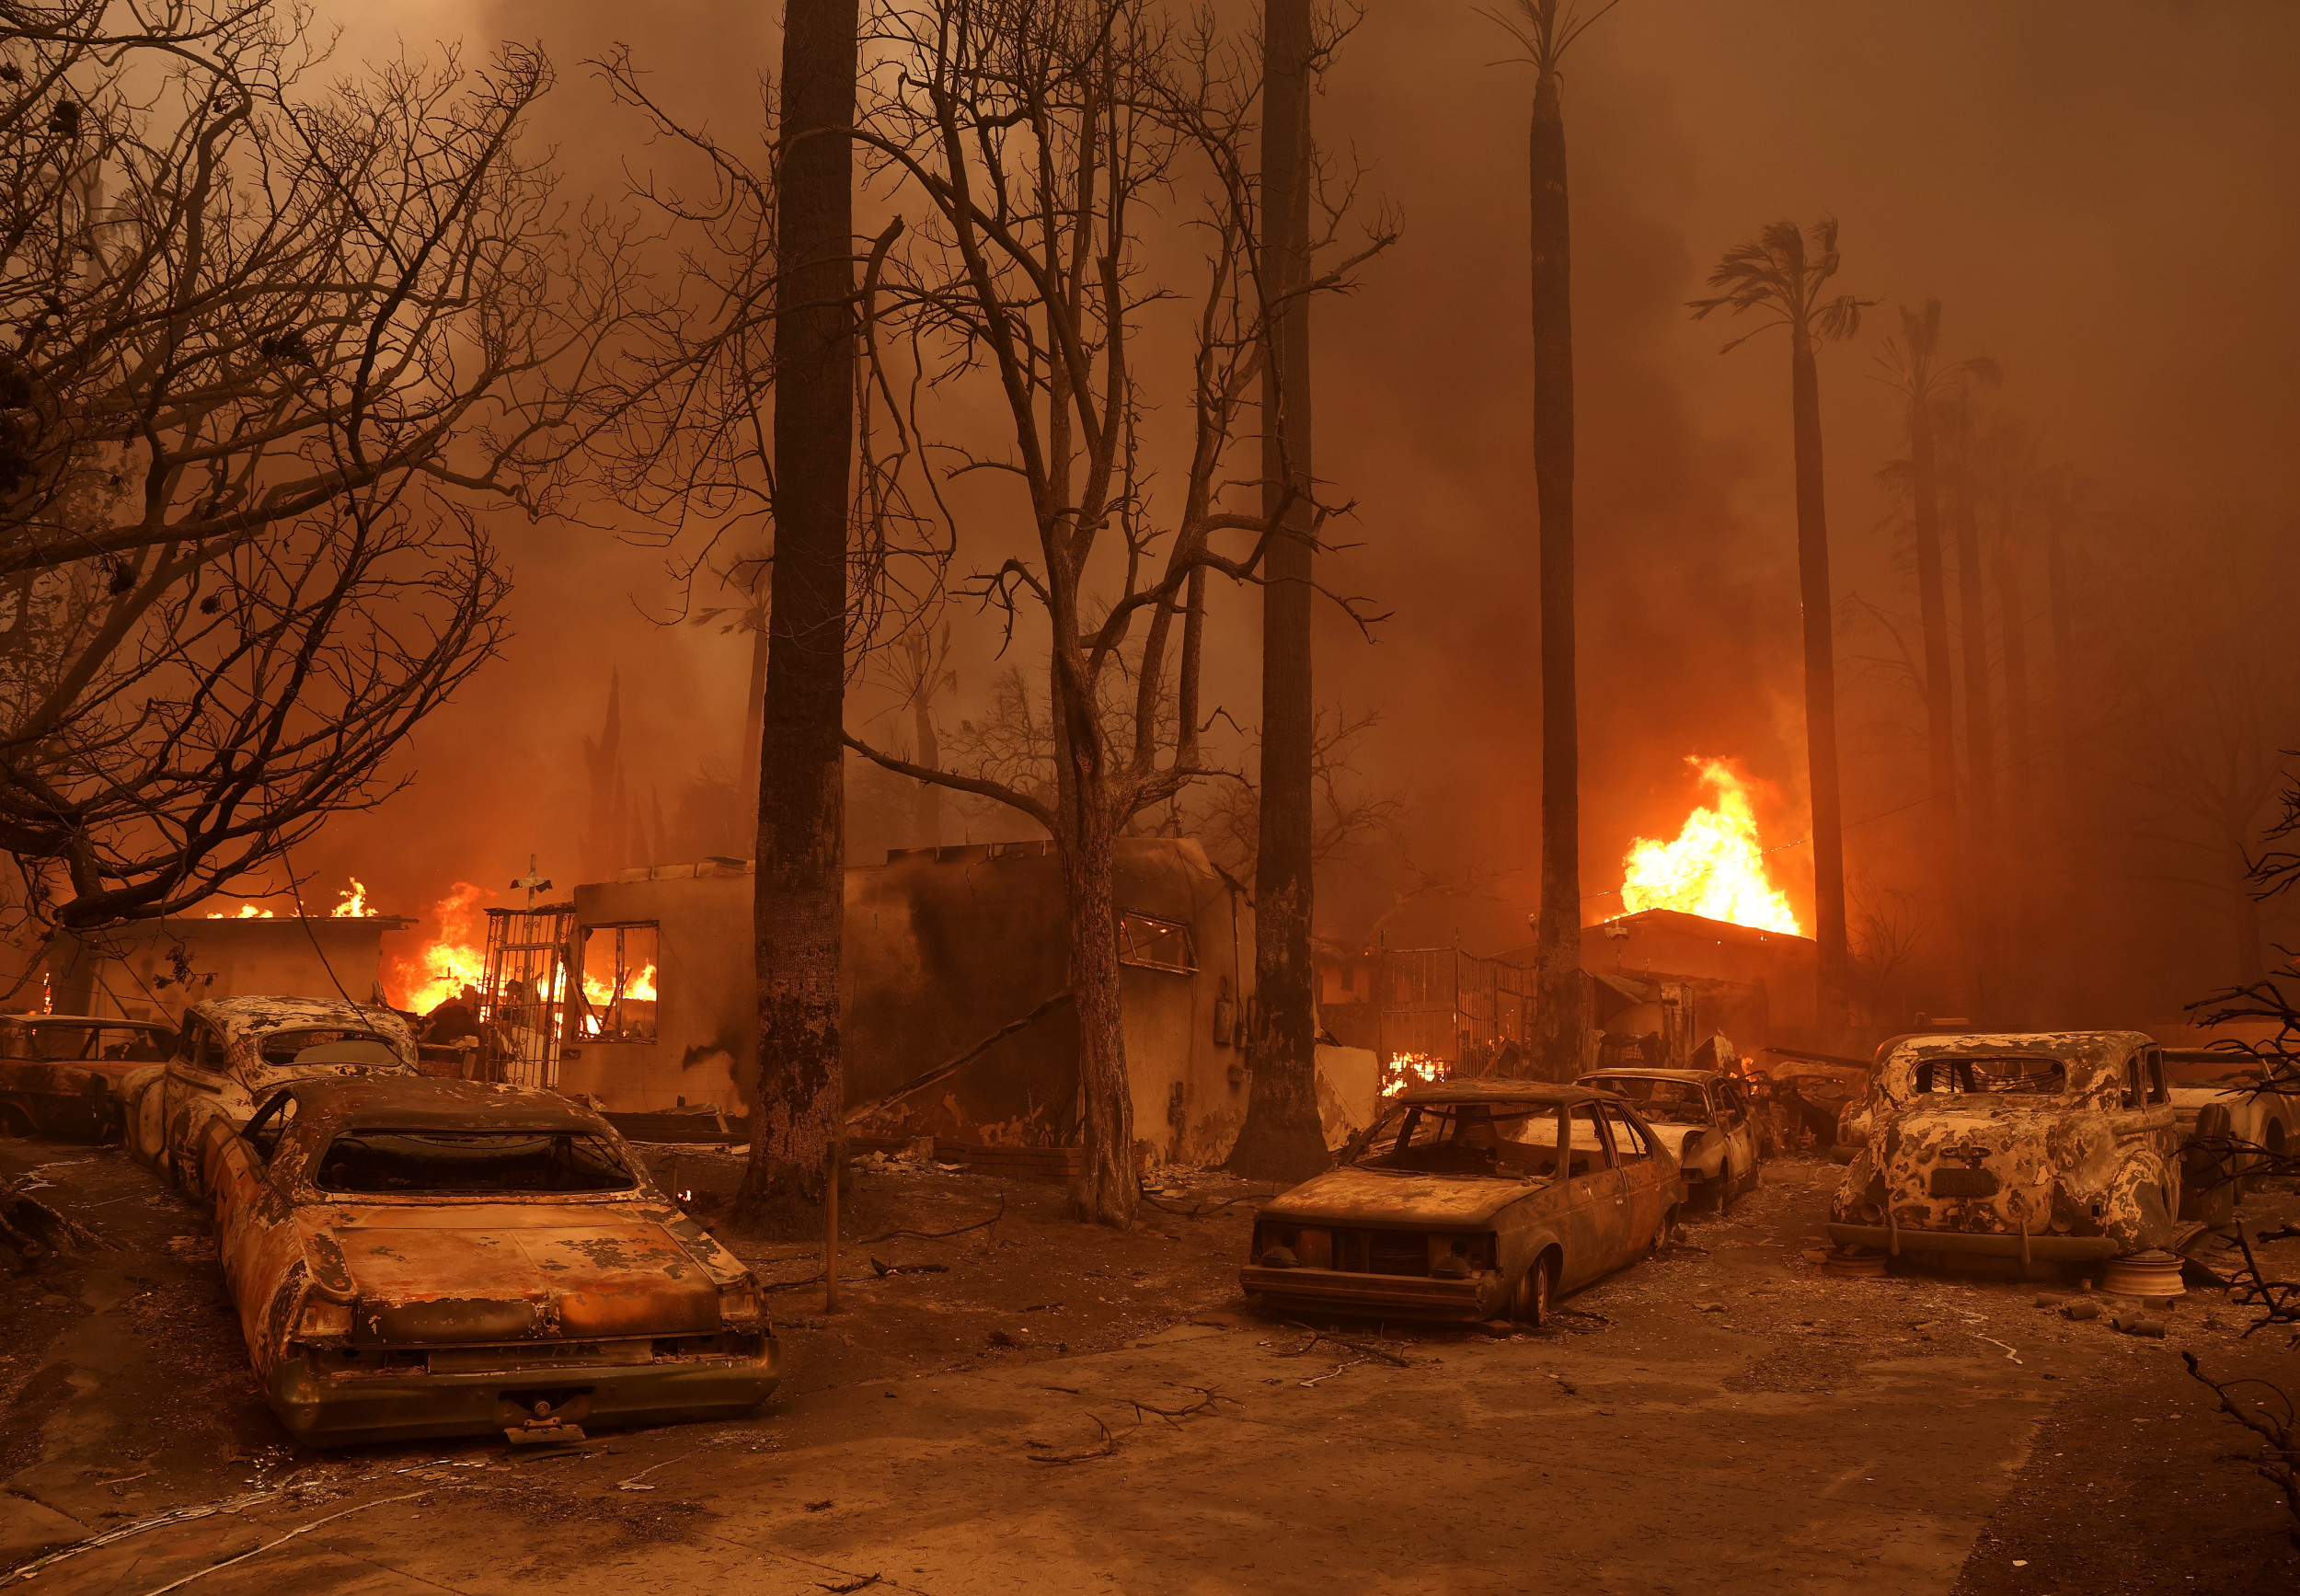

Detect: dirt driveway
4,1140,2294,1595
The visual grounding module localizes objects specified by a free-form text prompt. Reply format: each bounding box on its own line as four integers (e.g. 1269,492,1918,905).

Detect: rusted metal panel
205,1075,777,1446
1827,1029,2183,1264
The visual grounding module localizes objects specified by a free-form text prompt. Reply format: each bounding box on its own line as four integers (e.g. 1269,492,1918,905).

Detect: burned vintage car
0,1015,177,1141
2166,1049,2296,1197
123,996,418,1196
1826,1030,2183,1267
1241,1081,1684,1326
1577,1067,1760,1209
201,1076,779,1446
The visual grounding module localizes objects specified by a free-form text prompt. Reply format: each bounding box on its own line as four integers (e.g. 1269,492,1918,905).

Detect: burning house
523,837,1375,1166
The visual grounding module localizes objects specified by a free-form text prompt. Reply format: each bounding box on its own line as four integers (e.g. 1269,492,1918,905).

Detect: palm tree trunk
740,0,857,1219
1788,331,1848,1035
1229,0,1326,1180
1907,396,1968,1015
1526,62,1581,1080
1995,517,2034,1020
1949,417,1998,1007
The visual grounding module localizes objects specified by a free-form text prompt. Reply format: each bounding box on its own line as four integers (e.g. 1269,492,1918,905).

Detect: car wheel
1715,1159,1735,1213
1650,1203,1678,1254
1511,1256,1554,1327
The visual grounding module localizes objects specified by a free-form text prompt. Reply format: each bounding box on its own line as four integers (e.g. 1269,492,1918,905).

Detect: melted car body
1826,1029,2182,1264
1240,1081,1685,1326
1576,1068,1761,1208
122,996,419,1196
204,1075,778,1445
0,1015,177,1141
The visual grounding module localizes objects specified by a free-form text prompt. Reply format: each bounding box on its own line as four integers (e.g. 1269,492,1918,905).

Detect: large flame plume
390,882,492,1013
1617,758,1803,936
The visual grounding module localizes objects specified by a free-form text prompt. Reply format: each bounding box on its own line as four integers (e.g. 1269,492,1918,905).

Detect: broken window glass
576,924,660,1042
1352,1100,1562,1179
256,1029,404,1069
314,1129,637,1194
1115,912,1195,973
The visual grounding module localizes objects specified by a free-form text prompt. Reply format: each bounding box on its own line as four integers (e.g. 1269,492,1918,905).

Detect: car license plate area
430,1340,651,1374
1928,1167,2000,1199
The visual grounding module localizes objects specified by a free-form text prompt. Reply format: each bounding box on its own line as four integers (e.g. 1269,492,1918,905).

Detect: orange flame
206,903,276,919
330,878,370,917
1618,758,1802,936
1380,1051,1447,1097
390,882,493,1013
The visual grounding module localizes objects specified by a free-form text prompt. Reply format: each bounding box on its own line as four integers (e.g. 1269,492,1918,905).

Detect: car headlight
1255,1224,1331,1269
718,1281,765,1328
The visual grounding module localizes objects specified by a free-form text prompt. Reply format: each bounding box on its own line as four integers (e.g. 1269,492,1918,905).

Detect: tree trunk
1995,516,2035,1021
740,0,857,1220
1527,63,1581,1080
1949,414,1998,1008
1062,792,1137,1227
1907,395,1968,1016
1788,332,1847,1038
1228,0,1327,1181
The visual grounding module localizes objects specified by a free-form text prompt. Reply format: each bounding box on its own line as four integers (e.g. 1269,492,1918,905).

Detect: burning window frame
575,922,660,1044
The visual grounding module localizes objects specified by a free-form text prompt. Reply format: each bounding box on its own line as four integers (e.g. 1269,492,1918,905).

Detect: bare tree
0,15,593,936
1688,216,1868,1037
0,13,599,580
839,0,1391,1225
1488,0,1614,1078
1186,706,1404,884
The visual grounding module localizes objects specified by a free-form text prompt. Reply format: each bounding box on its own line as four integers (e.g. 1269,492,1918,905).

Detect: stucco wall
48,919,401,1024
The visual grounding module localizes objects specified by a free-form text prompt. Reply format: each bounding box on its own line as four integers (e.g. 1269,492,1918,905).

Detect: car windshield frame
1585,1074,1717,1127
251,1028,407,1072
1350,1098,1569,1181
308,1126,639,1198
1906,1053,2070,1097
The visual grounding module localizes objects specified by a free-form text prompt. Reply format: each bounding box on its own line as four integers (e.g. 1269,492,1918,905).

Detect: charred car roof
1390,1078,1620,1108
190,995,417,1057
3,1014,175,1030
1878,1028,2153,1094
275,1076,612,1134
1580,1068,1720,1085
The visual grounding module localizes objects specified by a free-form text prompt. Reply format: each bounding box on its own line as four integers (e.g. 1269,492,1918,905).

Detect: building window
577,924,659,1043
1116,912,1195,974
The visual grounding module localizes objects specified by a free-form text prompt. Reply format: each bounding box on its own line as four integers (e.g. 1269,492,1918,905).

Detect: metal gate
1374,947,1535,1081
481,905,574,1089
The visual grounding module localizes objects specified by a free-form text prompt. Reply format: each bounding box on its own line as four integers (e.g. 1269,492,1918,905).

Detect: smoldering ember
3,4,2298,1594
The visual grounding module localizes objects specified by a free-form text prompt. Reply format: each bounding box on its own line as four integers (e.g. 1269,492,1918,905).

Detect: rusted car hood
305,1201,721,1344
1259,1165,1547,1227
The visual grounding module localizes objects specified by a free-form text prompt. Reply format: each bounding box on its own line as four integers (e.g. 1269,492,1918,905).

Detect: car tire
1650,1204,1678,1254
1715,1159,1735,1213
1511,1256,1554,1327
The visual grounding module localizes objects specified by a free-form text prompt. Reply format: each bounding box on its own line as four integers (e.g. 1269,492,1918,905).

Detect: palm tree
1688,217,1868,1035
1490,0,1616,1077
1874,301,1996,1015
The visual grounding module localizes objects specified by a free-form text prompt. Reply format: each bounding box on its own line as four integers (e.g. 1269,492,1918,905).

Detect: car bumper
267,1337,781,1446
1823,1223,2122,1261
1239,1266,1498,1322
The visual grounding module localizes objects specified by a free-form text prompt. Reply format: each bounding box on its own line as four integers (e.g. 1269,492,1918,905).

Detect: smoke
276,1,2297,1024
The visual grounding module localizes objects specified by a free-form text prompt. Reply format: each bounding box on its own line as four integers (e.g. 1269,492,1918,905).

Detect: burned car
1577,1067,1760,1209
1825,1030,2183,1267
2166,1049,2296,1197
1241,1081,1684,1326
0,1015,177,1141
123,996,417,1197
201,1075,779,1446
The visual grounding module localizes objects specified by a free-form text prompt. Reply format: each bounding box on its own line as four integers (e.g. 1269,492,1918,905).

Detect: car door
1556,1104,1624,1289
211,1090,313,1372
163,1018,233,1188
1716,1080,1760,1178
1598,1102,1666,1247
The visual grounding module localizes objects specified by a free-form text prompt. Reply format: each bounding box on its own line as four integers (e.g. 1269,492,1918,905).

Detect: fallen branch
817,1575,882,1593
2184,1352,2299,1535
1138,1190,1262,1220
1279,1323,1412,1367
869,1257,949,1277
1027,1415,1121,1464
